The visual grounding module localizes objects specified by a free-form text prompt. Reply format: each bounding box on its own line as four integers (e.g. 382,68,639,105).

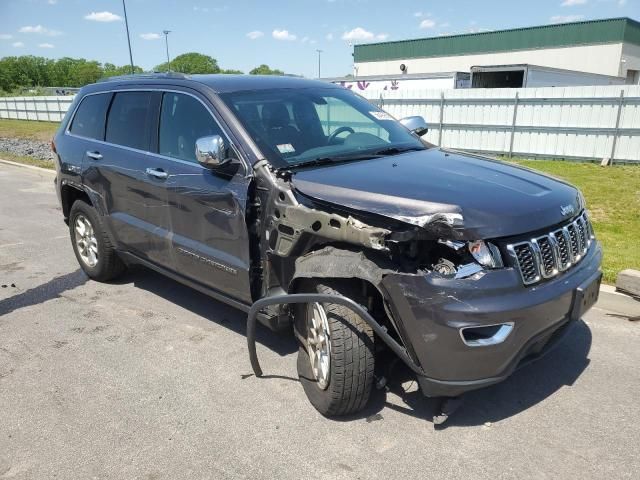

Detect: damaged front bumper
380,241,603,398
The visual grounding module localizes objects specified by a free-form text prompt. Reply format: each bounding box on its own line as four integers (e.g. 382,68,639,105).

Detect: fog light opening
460,323,514,347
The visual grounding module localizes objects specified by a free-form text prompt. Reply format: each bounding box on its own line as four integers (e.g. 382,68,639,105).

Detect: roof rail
97,72,190,83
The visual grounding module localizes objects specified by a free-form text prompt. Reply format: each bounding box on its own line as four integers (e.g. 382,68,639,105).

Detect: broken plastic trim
246,293,427,378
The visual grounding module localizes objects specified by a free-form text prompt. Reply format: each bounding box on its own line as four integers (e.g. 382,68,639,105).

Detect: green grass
0,151,55,169
512,159,640,284
0,118,60,142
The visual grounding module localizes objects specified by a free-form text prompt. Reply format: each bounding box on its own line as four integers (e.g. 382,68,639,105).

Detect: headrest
261,103,290,129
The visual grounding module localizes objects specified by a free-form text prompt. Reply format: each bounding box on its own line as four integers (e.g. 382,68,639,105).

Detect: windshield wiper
284,153,382,170
370,146,425,156
283,146,426,171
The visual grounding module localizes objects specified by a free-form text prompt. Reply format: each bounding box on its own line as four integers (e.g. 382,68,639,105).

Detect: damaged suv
53,73,602,421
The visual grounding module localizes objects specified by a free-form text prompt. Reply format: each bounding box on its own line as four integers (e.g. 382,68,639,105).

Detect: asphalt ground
1,162,639,479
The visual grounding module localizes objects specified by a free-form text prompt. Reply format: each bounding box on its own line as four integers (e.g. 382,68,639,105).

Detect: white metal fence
367,85,640,163
0,96,74,122
1,85,639,162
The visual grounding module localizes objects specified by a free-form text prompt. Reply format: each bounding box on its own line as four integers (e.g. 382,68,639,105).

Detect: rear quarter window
68,93,112,140
105,91,157,151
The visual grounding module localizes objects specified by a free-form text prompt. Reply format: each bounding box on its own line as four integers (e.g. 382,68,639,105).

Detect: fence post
56,97,62,122
508,92,520,158
438,92,445,146
610,89,624,164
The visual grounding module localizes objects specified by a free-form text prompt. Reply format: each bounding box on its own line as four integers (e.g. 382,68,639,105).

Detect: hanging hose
246,293,426,378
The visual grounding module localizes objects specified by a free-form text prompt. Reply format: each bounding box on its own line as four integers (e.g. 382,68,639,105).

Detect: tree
154,52,220,74
221,69,244,75
249,64,285,76
102,63,144,78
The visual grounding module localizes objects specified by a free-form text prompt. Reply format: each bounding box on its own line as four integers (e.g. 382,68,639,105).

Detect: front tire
69,200,125,281
295,280,375,416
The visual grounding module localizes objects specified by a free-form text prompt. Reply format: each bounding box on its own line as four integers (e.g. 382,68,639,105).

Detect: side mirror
399,116,429,137
195,135,230,168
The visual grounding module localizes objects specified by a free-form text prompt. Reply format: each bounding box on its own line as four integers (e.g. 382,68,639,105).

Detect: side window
69,93,111,140
105,91,155,151
159,92,226,163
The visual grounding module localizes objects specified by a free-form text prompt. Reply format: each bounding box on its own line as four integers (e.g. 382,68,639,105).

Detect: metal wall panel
354,18,637,62
365,84,640,163
0,96,74,122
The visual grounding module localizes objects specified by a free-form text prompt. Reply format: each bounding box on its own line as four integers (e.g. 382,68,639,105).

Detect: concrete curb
0,158,56,174
616,269,640,298
597,284,640,319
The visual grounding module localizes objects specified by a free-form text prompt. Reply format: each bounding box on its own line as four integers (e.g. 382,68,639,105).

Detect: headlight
468,240,503,268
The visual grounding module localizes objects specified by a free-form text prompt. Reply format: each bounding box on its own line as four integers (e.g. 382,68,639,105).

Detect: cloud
342,27,374,41
376,33,389,40
419,18,436,29
561,0,586,5
38,43,54,48
618,0,627,5
140,33,161,40
326,33,333,41
12,41,24,47
246,30,264,40
550,14,584,23
0,34,12,40
84,11,122,22
19,25,62,36
47,0,57,4
272,29,297,41
414,12,423,17
301,36,309,43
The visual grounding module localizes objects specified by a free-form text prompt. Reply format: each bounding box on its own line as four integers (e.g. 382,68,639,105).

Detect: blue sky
0,0,637,77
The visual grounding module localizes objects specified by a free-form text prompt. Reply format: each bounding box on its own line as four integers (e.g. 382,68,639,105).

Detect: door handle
145,168,168,180
86,151,103,160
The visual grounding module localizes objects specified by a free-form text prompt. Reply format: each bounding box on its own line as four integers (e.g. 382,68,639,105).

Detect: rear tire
69,200,125,282
295,280,375,416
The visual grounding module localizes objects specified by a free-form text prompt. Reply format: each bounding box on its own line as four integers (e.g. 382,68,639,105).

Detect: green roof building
353,17,640,84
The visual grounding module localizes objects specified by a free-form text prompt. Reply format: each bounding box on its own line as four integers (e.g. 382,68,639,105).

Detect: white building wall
356,43,625,77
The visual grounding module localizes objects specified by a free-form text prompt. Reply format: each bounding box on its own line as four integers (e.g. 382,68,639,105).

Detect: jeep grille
507,212,594,286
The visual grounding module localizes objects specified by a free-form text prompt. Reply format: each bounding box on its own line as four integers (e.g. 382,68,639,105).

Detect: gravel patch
0,137,56,162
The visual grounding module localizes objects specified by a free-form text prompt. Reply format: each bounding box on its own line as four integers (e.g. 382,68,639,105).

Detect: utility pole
121,0,135,74
316,49,323,78
163,30,172,70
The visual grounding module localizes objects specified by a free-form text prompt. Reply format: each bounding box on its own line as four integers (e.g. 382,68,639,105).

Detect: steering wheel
327,126,355,144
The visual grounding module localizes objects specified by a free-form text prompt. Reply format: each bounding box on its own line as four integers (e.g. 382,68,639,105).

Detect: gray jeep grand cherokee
53,73,602,423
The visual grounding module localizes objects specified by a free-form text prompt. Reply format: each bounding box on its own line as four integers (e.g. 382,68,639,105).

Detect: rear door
65,92,112,178
81,89,174,268
157,90,254,304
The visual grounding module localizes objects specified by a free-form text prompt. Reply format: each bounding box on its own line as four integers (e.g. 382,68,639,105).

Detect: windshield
220,87,426,169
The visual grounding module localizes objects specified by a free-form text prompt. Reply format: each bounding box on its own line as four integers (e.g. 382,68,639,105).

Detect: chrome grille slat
511,243,540,285
535,236,557,278
552,229,571,270
508,213,594,286
567,223,580,261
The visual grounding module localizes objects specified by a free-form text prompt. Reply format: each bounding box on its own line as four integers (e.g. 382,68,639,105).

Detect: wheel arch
60,183,93,220
288,246,408,350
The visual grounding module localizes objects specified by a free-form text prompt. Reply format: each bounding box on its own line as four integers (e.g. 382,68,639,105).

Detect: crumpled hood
290,148,582,240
